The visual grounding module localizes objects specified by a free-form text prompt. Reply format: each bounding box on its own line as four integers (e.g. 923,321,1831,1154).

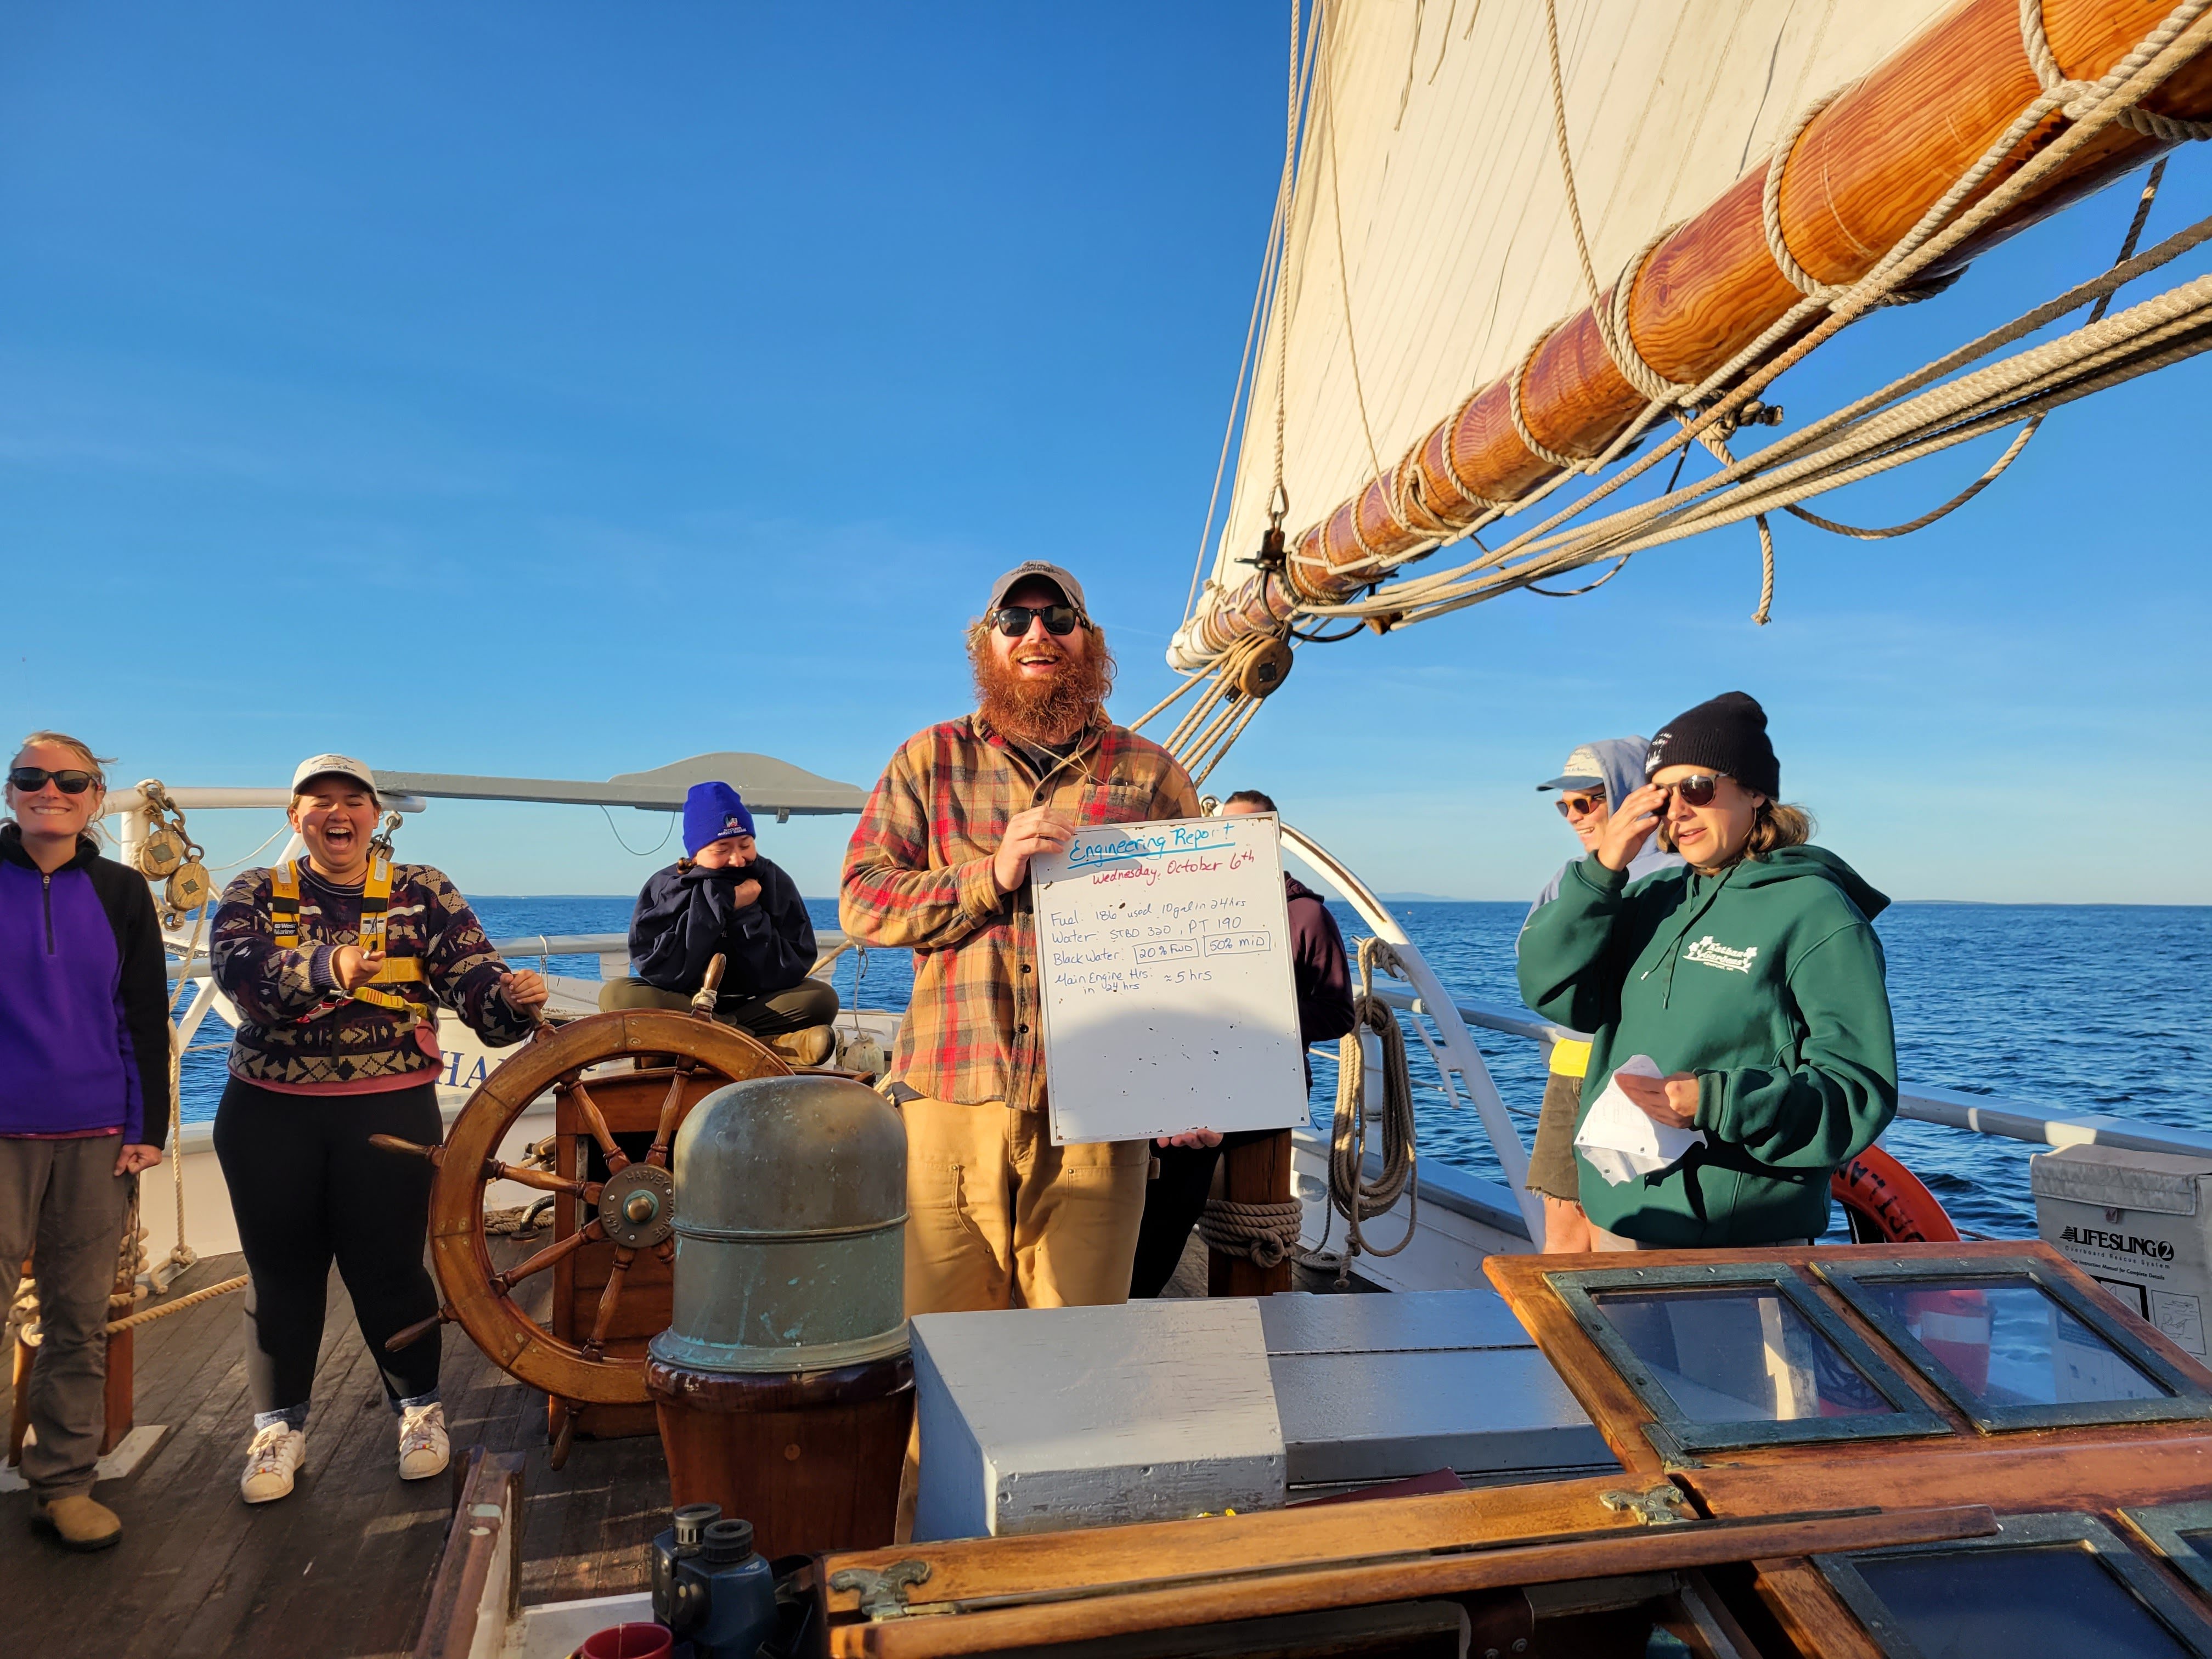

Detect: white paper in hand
1573,1054,1708,1187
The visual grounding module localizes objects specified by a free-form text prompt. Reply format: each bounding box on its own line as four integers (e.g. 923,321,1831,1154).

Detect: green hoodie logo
1682,935,1759,974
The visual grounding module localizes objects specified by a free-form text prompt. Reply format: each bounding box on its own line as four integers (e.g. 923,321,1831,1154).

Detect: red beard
970,630,1115,745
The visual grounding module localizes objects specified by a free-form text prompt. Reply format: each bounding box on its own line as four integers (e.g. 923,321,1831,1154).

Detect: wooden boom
1182,0,2212,662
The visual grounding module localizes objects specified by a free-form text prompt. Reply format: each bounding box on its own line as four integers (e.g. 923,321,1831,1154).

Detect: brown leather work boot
32,1493,122,1552
768,1024,837,1067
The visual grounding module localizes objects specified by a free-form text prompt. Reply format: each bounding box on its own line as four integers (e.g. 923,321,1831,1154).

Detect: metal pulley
163,860,213,915
648,1073,908,1375
130,781,210,926
137,825,189,878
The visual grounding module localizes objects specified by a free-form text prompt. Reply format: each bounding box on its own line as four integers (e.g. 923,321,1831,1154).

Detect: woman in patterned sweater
210,754,547,1504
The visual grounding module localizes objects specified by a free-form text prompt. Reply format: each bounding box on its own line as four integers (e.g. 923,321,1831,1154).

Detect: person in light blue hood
1517,736,1683,1252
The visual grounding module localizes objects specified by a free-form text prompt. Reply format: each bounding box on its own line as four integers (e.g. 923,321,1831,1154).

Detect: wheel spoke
646,1061,693,1168
368,1133,444,1166
580,1245,637,1359
481,1158,599,1201
495,1217,604,1292
563,1079,631,1173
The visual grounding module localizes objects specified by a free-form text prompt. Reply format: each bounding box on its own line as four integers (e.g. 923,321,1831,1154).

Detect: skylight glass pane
1854,1544,2188,1658
1855,1277,2170,1407
1588,1288,1897,1423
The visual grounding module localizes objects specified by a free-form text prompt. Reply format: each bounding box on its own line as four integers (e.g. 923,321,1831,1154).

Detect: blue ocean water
180,896,2209,1241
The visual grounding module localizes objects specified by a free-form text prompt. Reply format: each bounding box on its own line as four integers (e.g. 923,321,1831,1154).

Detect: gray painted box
1260,1289,1614,1487
909,1299,1286,1542
911,1288,1614,1540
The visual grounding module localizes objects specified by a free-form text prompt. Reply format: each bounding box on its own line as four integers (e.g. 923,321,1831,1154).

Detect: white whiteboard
1032,814,1310,1145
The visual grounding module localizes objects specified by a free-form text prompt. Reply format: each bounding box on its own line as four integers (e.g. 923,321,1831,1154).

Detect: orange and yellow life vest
269,855,425,1018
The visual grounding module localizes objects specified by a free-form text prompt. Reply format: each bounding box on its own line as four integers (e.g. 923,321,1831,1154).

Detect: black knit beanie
1643,691,1780,798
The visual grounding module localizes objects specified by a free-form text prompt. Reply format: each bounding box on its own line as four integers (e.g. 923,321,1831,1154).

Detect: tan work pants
894,1097,1149,1539
900,1096,1149,1316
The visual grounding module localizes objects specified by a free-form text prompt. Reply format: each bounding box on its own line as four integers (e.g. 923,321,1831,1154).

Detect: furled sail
1167,0,2212,674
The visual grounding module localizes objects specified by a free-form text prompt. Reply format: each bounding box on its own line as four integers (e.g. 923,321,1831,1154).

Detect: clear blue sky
4,5,2207,905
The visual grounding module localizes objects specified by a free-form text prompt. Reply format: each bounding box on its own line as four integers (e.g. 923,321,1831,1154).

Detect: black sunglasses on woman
8,768,99,795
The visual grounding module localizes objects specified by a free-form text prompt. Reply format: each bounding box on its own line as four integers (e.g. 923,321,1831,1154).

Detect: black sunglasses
1657,773,1723,808
8,766,99,795
990,603,1082,638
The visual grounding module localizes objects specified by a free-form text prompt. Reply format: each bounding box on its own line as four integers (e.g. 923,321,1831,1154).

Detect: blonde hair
6,730,111,841
1659,797,1815,865
13,730,109,783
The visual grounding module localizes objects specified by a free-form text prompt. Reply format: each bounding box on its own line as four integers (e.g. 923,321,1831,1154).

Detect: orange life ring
1830,1144,1959,1245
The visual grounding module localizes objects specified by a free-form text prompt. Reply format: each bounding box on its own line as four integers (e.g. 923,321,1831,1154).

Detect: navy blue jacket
0,825,173,1147
630,855,817,1001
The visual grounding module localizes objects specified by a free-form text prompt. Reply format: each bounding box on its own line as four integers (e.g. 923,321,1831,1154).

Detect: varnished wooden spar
1187,0,2212,661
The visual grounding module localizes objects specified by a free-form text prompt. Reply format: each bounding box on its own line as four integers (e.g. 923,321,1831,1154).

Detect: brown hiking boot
768,1024,836,1066
32,1493,122,1552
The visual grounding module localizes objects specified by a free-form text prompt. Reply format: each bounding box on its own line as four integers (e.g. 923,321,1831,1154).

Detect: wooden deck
2,1230,1218,1658
1,1238,673,1659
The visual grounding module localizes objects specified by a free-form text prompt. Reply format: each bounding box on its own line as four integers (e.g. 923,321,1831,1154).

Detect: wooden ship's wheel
374,1007,791,1461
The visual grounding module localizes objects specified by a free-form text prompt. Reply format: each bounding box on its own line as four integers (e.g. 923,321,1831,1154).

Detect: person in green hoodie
1515,691,1896,1249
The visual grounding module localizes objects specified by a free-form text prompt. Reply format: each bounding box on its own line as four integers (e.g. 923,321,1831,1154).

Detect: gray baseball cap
1536,743,1607,793
985,560,1090,618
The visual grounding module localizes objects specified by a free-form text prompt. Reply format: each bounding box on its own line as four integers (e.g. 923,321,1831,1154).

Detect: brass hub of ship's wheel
598,1164,675,1249
371,1009,791,1444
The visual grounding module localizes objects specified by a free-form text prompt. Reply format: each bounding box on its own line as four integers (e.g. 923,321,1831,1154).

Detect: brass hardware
830,1560,932,1621
1599,1483,1691,1526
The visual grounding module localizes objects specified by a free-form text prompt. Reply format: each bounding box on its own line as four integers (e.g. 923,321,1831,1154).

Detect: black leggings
212,1078,442,1414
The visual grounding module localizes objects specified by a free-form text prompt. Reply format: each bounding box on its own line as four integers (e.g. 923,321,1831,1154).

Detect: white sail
1205,0,1957,601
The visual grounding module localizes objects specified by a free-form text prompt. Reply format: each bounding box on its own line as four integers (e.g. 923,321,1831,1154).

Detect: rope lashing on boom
1297,937,1419,1289
2023,0,2212,138
1194,0,2212,668
1265,0,2212,639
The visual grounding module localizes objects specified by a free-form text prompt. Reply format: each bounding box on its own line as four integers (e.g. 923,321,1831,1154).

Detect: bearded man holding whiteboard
840,561,1199,1317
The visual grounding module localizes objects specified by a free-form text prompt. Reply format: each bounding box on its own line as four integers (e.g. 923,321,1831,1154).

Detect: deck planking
1,1209,1243,1655
3,1236,673,1659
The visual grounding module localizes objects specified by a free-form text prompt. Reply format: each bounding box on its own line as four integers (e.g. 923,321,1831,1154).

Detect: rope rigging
1302,5,2205,620
1172,0,2212,754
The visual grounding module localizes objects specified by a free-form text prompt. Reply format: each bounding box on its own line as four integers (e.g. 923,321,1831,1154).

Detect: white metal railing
189,910,2210,1170
1278,825,1545,1243
1373,987,2212,1164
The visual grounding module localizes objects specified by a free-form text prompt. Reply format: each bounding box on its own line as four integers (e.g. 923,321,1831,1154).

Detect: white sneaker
397,1402,450,1481
240,1425,306,1504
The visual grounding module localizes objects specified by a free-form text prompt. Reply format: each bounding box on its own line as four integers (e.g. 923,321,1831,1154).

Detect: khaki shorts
1525,1073,1583,1202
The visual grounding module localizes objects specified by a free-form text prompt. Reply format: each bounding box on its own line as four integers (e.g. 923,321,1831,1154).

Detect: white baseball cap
1536,744,1607,793
290,753,380,800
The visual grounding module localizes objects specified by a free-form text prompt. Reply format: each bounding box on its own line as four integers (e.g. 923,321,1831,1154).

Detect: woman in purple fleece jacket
0,731,172,1554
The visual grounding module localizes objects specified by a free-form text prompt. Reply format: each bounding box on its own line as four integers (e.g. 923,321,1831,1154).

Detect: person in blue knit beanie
599,781,839,1063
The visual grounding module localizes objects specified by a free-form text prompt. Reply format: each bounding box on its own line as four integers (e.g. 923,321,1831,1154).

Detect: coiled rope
1198,1197,1304,1271
1297,936,1419,1288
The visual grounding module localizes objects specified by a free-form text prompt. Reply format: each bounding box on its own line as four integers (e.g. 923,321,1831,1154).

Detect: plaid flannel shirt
839,713,1199,1111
